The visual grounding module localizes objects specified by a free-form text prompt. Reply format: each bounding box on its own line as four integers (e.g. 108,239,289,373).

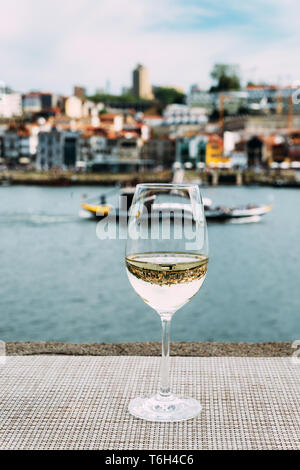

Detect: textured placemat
0,356,299,450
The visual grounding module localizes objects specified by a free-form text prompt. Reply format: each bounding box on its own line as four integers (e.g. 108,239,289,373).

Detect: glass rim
136,183,200,189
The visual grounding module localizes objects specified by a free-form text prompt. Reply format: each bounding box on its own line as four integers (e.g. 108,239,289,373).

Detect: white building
223,131,247,168
223,131,241,156
187,86,213,112
142,115,163,127
116,137,142,160
99,113,124,132
0,89,22,118
82,100,98,118
27,124,39,156
65,96,83,119
78,134,107,163
163,104,208,125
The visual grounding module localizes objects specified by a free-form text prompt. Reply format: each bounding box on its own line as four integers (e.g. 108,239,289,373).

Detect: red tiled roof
24,91,52,97
261,135,282,146
207,134,223,144
288,129,300,136
143,115,162,119
246,84,278,90
18,130,30,137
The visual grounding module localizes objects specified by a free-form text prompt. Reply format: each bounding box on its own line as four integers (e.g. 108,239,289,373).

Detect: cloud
1,0,300,94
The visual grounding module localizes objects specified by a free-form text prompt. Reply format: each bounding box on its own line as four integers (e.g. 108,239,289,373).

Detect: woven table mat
0,356,299,450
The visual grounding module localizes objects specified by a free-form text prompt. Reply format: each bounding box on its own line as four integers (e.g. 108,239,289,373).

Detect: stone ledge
5,341,292,357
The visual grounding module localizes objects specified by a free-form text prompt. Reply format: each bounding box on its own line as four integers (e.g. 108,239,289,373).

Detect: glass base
128,393,202,422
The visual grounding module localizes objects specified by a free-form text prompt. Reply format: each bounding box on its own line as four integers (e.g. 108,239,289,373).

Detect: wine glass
125,183,208,421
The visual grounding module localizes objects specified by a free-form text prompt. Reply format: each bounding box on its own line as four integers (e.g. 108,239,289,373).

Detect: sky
1,0,300,95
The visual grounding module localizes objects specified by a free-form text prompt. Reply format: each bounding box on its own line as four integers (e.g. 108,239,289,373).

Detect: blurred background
1,0,300,343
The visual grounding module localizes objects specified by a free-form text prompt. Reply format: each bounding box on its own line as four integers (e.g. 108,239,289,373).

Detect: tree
209,64,241,92
153,87,185,105
88,92,150,105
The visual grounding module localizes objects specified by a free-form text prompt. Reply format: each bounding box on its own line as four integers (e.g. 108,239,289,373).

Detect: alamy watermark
95,196,206,250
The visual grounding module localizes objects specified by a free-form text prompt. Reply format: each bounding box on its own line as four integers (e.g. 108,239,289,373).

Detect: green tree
210,64,241,92
87,92,155,112
153,87,185,105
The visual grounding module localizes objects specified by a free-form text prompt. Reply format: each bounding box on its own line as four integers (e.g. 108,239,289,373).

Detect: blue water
0,184,299,343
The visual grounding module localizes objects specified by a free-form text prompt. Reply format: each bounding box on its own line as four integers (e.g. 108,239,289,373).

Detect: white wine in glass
125,183,209,421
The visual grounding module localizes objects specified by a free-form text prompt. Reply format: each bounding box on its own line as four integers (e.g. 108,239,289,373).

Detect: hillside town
1,63,300,177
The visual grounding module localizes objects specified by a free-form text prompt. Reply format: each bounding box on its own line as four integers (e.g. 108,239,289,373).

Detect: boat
80,187,272,223
81,186,132,220
205,204,273,222
272,179,300,188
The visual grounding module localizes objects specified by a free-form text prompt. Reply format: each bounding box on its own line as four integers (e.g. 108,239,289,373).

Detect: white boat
205,204,273,221
229,204,273,218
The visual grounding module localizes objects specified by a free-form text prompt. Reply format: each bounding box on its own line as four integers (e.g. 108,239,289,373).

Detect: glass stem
159,317,171,397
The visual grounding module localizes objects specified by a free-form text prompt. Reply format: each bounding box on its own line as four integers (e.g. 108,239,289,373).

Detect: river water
1,184,299,343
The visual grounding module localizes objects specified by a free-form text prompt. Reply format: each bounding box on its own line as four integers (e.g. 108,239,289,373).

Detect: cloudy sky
1,0,300,95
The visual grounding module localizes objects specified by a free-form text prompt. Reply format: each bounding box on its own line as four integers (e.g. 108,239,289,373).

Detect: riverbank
6,341,292,356
1,169,300,186
0,170,172,186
